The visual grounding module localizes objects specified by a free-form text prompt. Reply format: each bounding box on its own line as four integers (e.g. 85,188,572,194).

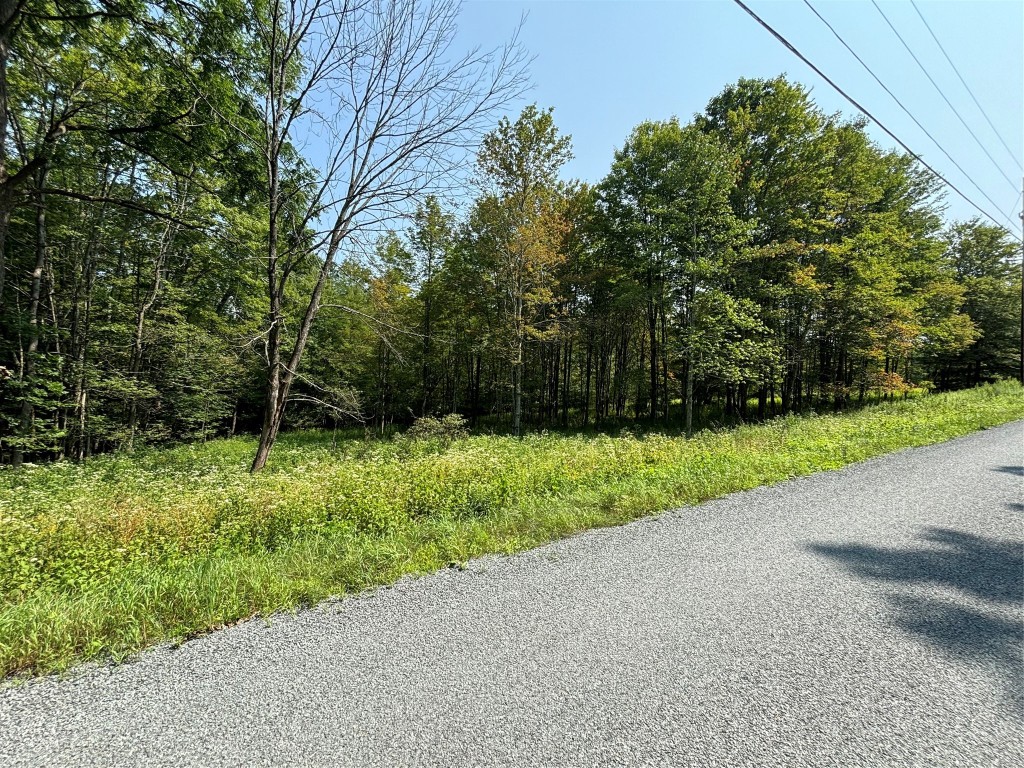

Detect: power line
870,0,1018,194
804,0,1016,230
910,0,1023,173
728,0,1022,242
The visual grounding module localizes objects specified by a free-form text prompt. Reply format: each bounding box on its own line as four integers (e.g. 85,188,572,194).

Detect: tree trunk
251,361,281,472
685,356,694,435
583,332,592,427
66,173,108,461
251,152,284,472
0,26,11,314
421,290,432,415
12,167,47,467
471,354,481,426
561,337,571,428
512,360,522,436
660,300,669,426
126,192,184,450
647,293,658,420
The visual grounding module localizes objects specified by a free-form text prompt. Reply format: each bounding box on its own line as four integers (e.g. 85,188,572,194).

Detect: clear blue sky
455,0,1024,234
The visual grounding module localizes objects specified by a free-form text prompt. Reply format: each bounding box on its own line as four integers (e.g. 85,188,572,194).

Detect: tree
598,119,746,428
470,105,572,435
4,50,1020,467
409,195,455,415
0,0,247,465
698,76,831,414
246,0,527,471
933,219,1022,386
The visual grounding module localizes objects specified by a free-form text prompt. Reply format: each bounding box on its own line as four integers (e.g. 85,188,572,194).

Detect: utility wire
804,0,1016,229
910,0,1023,172
729,0,1022,242
870,0,1018,193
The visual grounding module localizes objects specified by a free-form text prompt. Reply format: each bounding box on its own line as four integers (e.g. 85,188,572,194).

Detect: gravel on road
1,422,1022,767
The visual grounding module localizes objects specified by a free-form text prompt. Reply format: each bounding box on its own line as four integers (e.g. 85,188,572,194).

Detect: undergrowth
1,381,1022,677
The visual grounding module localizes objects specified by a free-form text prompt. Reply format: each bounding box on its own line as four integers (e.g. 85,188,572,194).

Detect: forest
1,0,1021,471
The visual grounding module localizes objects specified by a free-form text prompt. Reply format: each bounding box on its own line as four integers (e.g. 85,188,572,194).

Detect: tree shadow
993,465,1023,477
809,528,1022,604
887,594,1022,712
808,527,1023,716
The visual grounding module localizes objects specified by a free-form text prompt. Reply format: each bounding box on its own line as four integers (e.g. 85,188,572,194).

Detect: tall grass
2,382,1022,677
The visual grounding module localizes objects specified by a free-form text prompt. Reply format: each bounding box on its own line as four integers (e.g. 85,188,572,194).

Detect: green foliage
932,220,1022,386
0,383,1021,676
0,0,268,463
4,46,1019,464
405,414,470,442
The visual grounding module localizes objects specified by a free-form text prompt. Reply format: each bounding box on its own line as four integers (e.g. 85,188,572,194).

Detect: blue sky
455,0,1024,233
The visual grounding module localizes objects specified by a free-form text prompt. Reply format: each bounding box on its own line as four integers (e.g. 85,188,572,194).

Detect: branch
40,188,205,228
1,155,46,191
318,301,431,339
66,98,200,138
288,394,364,421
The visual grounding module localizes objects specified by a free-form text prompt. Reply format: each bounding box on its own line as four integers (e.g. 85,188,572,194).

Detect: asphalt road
1,422,1022,767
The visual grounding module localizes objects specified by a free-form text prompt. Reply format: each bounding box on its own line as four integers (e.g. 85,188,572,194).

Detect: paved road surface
1,422,1022,767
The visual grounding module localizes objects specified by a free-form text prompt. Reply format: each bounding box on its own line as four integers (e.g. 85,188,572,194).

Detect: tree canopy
1,6,1019,468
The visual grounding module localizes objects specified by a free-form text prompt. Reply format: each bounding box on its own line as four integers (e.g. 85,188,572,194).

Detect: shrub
405,413,470,442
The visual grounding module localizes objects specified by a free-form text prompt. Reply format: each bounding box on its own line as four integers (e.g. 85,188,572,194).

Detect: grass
1,381,1022,678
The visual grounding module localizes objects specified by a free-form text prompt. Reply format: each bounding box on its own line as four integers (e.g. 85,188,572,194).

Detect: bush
405,413,470,442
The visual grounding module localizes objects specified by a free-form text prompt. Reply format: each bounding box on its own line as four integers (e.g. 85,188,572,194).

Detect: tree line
1,1,1020,468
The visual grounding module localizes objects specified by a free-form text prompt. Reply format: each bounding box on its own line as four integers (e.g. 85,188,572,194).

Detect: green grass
2,381,1022,678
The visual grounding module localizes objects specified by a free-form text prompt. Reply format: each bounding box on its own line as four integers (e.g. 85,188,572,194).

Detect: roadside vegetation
2,382,1021,678
2,0,1022,683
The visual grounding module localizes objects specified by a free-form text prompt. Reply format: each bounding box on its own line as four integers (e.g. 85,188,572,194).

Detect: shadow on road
993,465,1023,476
808,527,1023,716
809,528,1022,604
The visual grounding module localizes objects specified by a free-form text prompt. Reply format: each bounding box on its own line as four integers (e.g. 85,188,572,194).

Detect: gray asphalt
1,422,1022,767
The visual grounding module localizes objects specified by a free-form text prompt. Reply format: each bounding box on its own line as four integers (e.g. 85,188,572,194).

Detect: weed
0,382,1021,676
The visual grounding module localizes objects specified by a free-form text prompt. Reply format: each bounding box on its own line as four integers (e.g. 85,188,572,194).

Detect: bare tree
246,0,527,471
